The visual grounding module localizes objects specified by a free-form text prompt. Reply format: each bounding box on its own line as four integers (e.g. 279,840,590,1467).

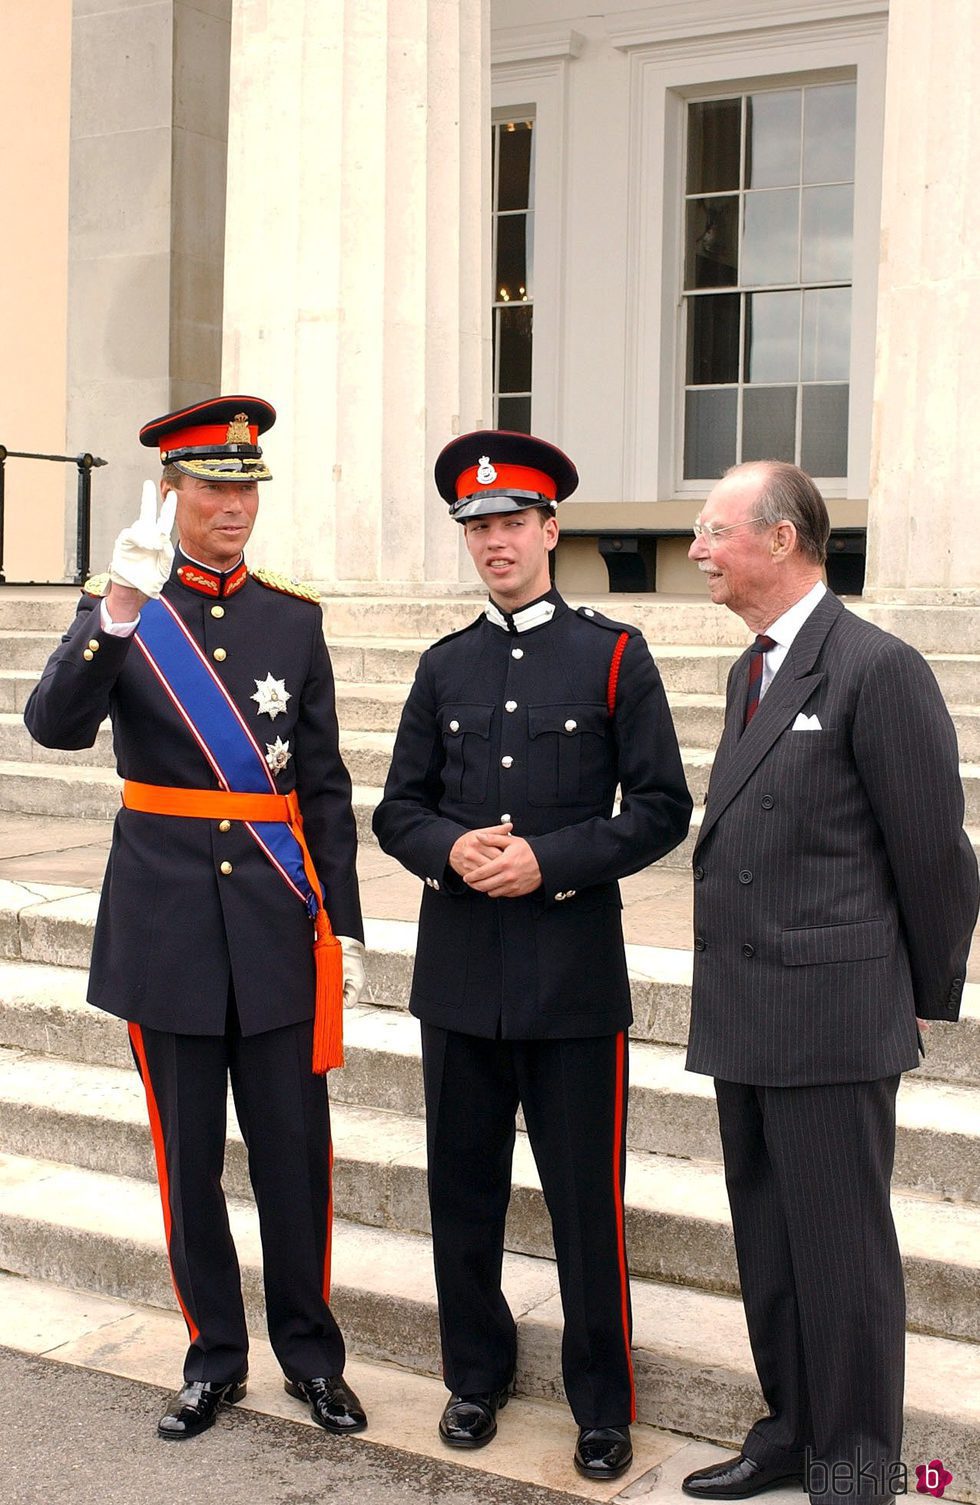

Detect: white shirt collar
485,597,557,634
765,580,827,652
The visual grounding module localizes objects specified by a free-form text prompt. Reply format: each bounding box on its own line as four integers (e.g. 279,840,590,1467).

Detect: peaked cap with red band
435,429,578,521
140,395,276,482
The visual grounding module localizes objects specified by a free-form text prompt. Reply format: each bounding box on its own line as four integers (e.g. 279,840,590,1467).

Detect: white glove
108,480,177,598
338,935,367,1007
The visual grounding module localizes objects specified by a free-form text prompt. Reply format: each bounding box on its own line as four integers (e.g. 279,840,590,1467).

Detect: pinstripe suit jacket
686,591,979,1086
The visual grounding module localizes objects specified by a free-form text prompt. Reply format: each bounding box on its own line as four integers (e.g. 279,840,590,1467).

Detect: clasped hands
449,823,542,899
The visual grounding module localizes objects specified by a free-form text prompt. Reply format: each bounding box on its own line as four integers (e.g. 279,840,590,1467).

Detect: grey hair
161,463,184,489
727,461,829,566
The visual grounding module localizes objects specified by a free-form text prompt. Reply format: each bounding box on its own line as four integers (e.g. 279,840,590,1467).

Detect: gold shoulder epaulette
81,572,110,597
252,567,321,604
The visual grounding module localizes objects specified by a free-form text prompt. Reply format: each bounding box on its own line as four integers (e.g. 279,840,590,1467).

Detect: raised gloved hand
108,480,177,598
338,935,367,1007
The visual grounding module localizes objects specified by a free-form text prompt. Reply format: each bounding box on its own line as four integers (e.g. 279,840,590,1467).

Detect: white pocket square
792,712,822,731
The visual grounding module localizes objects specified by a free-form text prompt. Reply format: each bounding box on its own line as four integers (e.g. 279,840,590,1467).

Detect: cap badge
251,673,291,720
225,412,252,444
476,456,497,486
265,736,292,775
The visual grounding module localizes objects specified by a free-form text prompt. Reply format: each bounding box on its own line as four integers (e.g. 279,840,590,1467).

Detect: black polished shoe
284,1375,368,1435
682,1454,804,1499
574,1426,633,1480
157,1376,247,1440
438,1385,511,1449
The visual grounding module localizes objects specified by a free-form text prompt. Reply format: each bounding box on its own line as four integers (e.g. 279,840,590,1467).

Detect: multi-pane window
492,118,534,433
682,81,855,482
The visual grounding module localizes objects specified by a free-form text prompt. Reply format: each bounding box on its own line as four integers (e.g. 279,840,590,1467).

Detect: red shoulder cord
606,631,630,715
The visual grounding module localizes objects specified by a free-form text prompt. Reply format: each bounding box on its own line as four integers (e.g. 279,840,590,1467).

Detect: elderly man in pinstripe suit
681,462,978,1505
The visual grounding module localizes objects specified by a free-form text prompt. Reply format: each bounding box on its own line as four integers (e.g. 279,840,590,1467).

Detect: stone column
221,0,491,589
865,0,980,605
66,0,231,572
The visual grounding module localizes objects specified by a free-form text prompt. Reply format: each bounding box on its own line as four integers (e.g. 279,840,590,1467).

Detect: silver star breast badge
265,736,291,774
251,673,291,720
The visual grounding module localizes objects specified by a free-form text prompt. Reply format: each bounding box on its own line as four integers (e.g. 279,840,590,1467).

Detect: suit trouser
129,1007,346,1386
421,1024,635,1427
714,1076,904,1505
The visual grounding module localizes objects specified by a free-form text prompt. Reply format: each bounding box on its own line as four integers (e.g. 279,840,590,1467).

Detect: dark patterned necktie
744,634,777,728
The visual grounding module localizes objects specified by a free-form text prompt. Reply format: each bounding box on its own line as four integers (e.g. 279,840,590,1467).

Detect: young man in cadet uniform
373,430,693,1482
26,397,369,1442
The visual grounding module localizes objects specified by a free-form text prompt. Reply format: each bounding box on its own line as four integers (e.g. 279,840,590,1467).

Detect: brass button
213,647,227,662
218,819,232,833
87,639,100,652
211,605,225,618
82,649,94,661
220,861,233,875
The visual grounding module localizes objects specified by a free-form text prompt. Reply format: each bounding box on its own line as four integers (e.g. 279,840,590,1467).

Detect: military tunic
24,549,362,1386
373,589,691,1424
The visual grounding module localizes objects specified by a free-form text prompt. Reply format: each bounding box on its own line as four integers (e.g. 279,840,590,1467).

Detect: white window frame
610,5,887,502
491,27,581,442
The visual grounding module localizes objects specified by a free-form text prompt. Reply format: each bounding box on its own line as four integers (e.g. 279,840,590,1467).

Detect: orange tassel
312,926,344,1074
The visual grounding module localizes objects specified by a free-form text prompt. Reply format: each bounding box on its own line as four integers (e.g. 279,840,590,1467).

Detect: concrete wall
67,0,231,574
0,0,72,581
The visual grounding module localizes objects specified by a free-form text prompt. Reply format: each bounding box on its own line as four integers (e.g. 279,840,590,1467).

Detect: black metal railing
0,446,107,585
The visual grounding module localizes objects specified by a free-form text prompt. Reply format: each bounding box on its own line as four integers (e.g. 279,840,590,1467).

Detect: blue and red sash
126,595,344,1071
133,596,315,915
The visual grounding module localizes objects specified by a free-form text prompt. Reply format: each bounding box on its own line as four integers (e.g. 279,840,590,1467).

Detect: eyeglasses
692,515,769,544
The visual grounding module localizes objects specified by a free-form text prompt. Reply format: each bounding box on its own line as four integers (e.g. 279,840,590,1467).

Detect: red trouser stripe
613,1030,637,1421
323,1136,334,1303
128,1023,201,1344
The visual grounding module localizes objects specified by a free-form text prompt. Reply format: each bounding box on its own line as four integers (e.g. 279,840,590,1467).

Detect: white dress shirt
759,580,827,700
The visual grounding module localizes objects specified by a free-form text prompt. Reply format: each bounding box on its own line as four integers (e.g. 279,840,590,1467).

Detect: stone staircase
0,588,978,1500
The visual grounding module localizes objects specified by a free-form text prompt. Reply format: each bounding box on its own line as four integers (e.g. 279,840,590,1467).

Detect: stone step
0,1149,975,1493
318,595,756,647
1,933,974,1200
0,761,708,868
0,1045,974,1346
0,591,78,633
2,903,978,1086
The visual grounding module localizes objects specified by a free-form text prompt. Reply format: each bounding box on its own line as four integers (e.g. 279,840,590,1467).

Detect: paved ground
0,1345,585,1505
0,1274,754,1505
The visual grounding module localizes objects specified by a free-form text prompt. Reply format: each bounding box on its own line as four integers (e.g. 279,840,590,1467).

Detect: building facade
2,0,977,607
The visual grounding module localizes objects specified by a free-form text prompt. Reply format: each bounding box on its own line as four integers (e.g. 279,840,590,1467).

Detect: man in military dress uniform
25,398,369,1442
373,431,692,1481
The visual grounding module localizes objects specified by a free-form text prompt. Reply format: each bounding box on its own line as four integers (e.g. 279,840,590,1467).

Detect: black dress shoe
574,1426,633,1480
284,1375,368,1435
157,1376,247,1440
438,1385,511,1449
682,1454,804,1498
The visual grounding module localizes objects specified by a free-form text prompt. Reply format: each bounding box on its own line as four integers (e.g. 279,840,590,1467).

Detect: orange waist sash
121,780,343,1073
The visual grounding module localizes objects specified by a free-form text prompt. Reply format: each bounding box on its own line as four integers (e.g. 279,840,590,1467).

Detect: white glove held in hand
338,935,367,1008
108,480,177,598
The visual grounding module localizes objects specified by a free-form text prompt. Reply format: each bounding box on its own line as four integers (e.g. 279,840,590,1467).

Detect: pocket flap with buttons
438,704,494,804
439,705,493,739
781,918,889,966
527,703,609,805
528,704,607,740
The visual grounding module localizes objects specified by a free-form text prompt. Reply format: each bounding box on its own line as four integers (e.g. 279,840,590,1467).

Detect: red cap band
456,463,557,500
159,422,258,458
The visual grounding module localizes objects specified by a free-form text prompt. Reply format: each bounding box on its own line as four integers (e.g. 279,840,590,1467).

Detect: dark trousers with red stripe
421,1025,635,1427
715,1077,904,1505
130,1008,346,1386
